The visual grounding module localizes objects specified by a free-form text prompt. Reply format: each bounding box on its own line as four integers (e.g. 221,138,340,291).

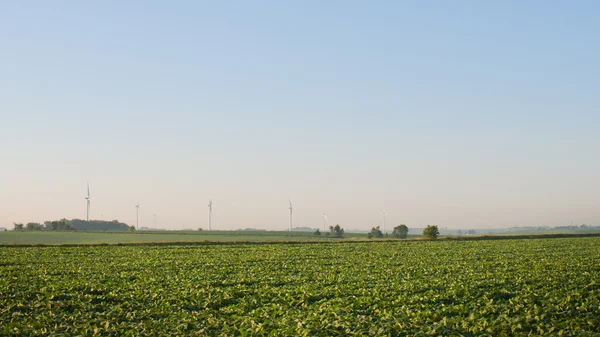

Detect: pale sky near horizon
1,1,599,230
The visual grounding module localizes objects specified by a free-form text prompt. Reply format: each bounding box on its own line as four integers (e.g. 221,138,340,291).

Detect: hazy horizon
1,1,598,230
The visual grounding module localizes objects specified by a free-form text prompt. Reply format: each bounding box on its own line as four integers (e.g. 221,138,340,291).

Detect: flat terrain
0,230,373,245
1,237,599,335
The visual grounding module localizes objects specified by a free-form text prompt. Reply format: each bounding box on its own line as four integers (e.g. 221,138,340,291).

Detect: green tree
423,225,440,240
392,224,409,239
44,221,57,230
56,219,73,231
129,225,136,232
13,223,24,231
329,224,345,238
45,219,69,231
69,219,130,231
26,222,43,231
314,229,321,236
370,226,383,238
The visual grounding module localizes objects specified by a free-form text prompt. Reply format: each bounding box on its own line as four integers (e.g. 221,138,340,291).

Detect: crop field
0,230,372,245
1,238,599,336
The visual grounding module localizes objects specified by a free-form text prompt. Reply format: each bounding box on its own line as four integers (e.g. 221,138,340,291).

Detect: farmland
0,230,372,246
1,238,599,336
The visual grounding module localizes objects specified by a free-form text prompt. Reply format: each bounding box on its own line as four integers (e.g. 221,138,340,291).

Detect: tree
55,219,73,231
392,224,409,239
44,221,58,230
197,228,203,231
26,222,43,231
44,219,71,231
314,229,321,236
370,226,384,238
367,232,373,239
423,225,440,240
69,219,130,231
467,229,476,235
13,223,24,231
129,225,136,232
329,224,345,238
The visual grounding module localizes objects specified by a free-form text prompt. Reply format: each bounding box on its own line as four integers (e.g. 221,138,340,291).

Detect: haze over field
1,1,599,230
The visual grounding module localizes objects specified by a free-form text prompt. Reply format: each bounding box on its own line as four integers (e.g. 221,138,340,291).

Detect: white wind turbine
85,182,91,221
135,204,140,230
208,200,213,231
288,198,293,232
322,213,328,232
382,210,388,234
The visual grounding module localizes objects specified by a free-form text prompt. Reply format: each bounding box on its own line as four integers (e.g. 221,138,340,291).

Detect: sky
1,1,599,230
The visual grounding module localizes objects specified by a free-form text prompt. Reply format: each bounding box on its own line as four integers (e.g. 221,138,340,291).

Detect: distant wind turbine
135,204,140,230
208,200,213,231
382,210,388,234
85,182,91,221
288,198,293,232
322,213,328,232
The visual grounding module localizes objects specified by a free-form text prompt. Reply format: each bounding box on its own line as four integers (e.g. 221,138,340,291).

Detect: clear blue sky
1,1,599,230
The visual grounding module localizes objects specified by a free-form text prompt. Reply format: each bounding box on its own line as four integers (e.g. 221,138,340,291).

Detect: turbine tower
208,200,213,231
322,213,328,232
85,182,91,221
135,204,140,230
382,210,388,234
288,198,293,232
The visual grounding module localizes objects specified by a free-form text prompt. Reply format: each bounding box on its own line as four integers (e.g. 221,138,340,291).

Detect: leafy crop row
1,238,599,335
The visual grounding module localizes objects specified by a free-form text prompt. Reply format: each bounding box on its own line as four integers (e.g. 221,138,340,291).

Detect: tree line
12,219,131,231
312,224,441,239
367,224,441,239
313,224,345,238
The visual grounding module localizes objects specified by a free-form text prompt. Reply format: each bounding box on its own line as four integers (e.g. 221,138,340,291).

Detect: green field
1,230,597,246
1,237,599,336
0,230,374,245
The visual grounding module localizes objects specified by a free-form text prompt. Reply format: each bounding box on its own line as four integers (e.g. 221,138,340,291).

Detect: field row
1,238,599,335
0,230,373,245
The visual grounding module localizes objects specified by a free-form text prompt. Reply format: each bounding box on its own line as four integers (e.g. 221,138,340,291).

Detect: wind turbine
135,204,140,230
208,200,212,231
85,182,91,221
322,213,328,232
382,210,388,234
288,198,293,232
